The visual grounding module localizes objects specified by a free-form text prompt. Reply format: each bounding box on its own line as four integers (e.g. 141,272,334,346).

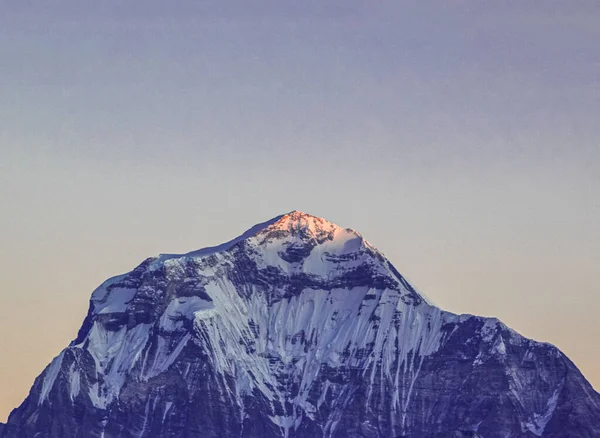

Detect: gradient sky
1,1,599,421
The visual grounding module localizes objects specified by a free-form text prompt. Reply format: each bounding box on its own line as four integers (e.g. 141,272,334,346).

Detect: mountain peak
265,210,348,237
155,211,351,265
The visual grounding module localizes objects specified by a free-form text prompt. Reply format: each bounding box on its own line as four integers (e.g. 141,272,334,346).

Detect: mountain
1,211,599,438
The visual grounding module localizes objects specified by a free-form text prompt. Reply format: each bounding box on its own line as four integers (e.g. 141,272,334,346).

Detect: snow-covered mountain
1,211,599,438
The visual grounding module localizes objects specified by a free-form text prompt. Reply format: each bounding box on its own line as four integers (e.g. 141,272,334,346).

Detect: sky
1,0,599,422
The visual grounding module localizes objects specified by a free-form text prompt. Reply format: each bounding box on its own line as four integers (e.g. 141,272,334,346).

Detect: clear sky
1,1,599,421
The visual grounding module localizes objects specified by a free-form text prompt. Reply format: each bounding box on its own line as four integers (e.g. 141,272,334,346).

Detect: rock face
1,211,599,438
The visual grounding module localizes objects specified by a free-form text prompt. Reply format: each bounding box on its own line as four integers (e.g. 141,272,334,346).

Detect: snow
89,382,109,409
491,335,507,357
152,213,287,267
143,333,192,380
480,318,501,342
162,401,173,423
185,267,447,433
68,362,81,401
93,287,137,314
86,321,152,406
39,351,64,403
90,274,128,302
524,388,561,436
269,415,296,437
159,296,215,332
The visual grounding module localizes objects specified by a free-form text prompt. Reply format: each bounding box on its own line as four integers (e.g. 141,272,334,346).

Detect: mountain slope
2,211,599,438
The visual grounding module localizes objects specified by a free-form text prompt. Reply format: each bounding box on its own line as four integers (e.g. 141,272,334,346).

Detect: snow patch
153,214,286,266
524,388,561,436
93,287,137,314
38,351,65,403
68,362,81,401
86,321,152,405
159,296,215,332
